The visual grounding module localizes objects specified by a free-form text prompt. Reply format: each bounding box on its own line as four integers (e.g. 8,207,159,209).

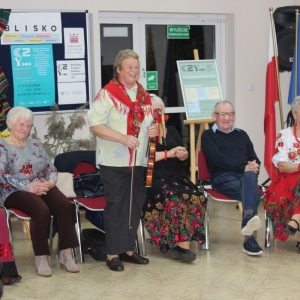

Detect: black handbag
81,228,107,261
73,171,104,198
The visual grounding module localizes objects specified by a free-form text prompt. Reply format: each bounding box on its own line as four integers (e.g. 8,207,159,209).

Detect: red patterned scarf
97,77,152,165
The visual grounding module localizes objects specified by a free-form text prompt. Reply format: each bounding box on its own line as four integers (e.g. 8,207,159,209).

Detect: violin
145,109,161,187
145,137,156,187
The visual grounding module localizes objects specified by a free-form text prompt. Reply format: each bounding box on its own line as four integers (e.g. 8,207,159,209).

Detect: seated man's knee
243,171,258,183
212,176,242,201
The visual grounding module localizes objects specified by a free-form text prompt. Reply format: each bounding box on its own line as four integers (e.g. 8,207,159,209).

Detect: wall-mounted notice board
0,10,92,112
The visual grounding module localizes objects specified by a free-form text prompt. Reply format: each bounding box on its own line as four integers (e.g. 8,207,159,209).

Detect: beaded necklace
293,123,300,143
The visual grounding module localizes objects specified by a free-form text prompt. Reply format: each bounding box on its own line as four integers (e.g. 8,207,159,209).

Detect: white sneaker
241,215,261,236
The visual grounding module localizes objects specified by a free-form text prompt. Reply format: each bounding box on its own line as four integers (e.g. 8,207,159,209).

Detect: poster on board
0,10,91,112
177,60,223,120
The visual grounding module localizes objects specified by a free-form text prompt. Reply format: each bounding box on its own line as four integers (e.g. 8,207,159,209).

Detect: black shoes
106,257,124,272
106,253,149,271
283,219,300,236
170,246,196,262
119,252,149,264
242,237,264,256
296,242,300,253
0,274,22,285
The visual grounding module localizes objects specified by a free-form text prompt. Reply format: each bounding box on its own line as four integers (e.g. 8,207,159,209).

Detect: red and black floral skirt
142,176,207,253
264,171,300,241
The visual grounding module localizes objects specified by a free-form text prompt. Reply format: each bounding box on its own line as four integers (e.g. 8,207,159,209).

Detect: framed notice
177,60,223,120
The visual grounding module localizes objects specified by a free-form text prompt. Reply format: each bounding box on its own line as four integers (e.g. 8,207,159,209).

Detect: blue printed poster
10,44,55,107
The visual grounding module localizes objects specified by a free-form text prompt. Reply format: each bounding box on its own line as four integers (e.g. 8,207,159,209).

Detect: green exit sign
167,25,190,39
146,71,158,90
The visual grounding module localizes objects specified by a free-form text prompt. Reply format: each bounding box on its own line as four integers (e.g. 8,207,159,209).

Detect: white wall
7,0,295,184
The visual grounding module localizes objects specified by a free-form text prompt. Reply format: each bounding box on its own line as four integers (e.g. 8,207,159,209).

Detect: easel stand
184,118,214,184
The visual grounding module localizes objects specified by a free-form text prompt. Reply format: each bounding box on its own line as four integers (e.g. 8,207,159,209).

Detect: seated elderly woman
142,95,207,262
264,96,300,250
0,106,79,277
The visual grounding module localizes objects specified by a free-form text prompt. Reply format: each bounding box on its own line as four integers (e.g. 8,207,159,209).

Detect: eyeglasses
214,112,235,118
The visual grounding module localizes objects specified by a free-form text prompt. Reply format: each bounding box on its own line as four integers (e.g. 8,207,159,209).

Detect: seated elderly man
201,100,263,256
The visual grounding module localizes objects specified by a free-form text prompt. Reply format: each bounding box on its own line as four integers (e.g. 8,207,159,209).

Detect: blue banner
288,15,300,104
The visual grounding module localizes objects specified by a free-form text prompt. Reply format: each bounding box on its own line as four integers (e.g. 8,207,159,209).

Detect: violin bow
129,133,138,229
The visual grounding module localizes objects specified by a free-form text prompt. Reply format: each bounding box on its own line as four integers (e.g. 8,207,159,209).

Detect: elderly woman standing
265,96,300,247
0,106,79,277
88,49,157,271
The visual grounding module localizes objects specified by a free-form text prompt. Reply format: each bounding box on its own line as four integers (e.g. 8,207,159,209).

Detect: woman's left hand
40,178,56,190
147,124,158,138
167,146,188,160
175,147,188,161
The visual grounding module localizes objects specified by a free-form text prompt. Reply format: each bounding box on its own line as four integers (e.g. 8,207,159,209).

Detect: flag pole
295,10,299,100
269,7,284,129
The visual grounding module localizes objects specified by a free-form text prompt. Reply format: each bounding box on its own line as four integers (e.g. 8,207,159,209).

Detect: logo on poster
180,65,206,72
57,64,68,76
13,48,31,67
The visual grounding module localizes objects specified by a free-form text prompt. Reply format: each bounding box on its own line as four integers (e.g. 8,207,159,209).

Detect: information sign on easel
177,59,223,183
177,59,223,120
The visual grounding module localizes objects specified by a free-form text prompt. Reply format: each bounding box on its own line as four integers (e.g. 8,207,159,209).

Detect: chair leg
56,234,60,256
23,220,31,239
135,236,141,254
238,202,243,215
49,216,54,254
202,208,210,250
73,200,84,263
71,248,77,263
265,210,272,248
139,219,146,256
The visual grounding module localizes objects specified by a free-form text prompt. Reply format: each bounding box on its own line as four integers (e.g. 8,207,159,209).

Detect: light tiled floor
2,200,300,300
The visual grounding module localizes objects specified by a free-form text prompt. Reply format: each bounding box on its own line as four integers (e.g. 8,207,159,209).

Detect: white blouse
88,85,153,167
272,127,300,167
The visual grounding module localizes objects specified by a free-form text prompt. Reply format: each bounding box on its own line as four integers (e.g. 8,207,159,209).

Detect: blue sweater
201,127,260,181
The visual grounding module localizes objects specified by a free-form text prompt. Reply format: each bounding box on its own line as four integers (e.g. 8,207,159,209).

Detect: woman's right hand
29,181,50,196
122,135,140,150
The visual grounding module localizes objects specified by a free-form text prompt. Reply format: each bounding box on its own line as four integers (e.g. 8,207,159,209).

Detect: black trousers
100,166,146,255
5,187,79,256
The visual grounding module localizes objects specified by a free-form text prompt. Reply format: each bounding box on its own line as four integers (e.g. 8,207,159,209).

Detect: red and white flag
264,23,279,182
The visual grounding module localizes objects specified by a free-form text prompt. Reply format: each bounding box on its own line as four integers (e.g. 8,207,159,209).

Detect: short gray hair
113,49,139,72
213,100,235,113
291,96,300,113
6,106,33,126
150,94,165,113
